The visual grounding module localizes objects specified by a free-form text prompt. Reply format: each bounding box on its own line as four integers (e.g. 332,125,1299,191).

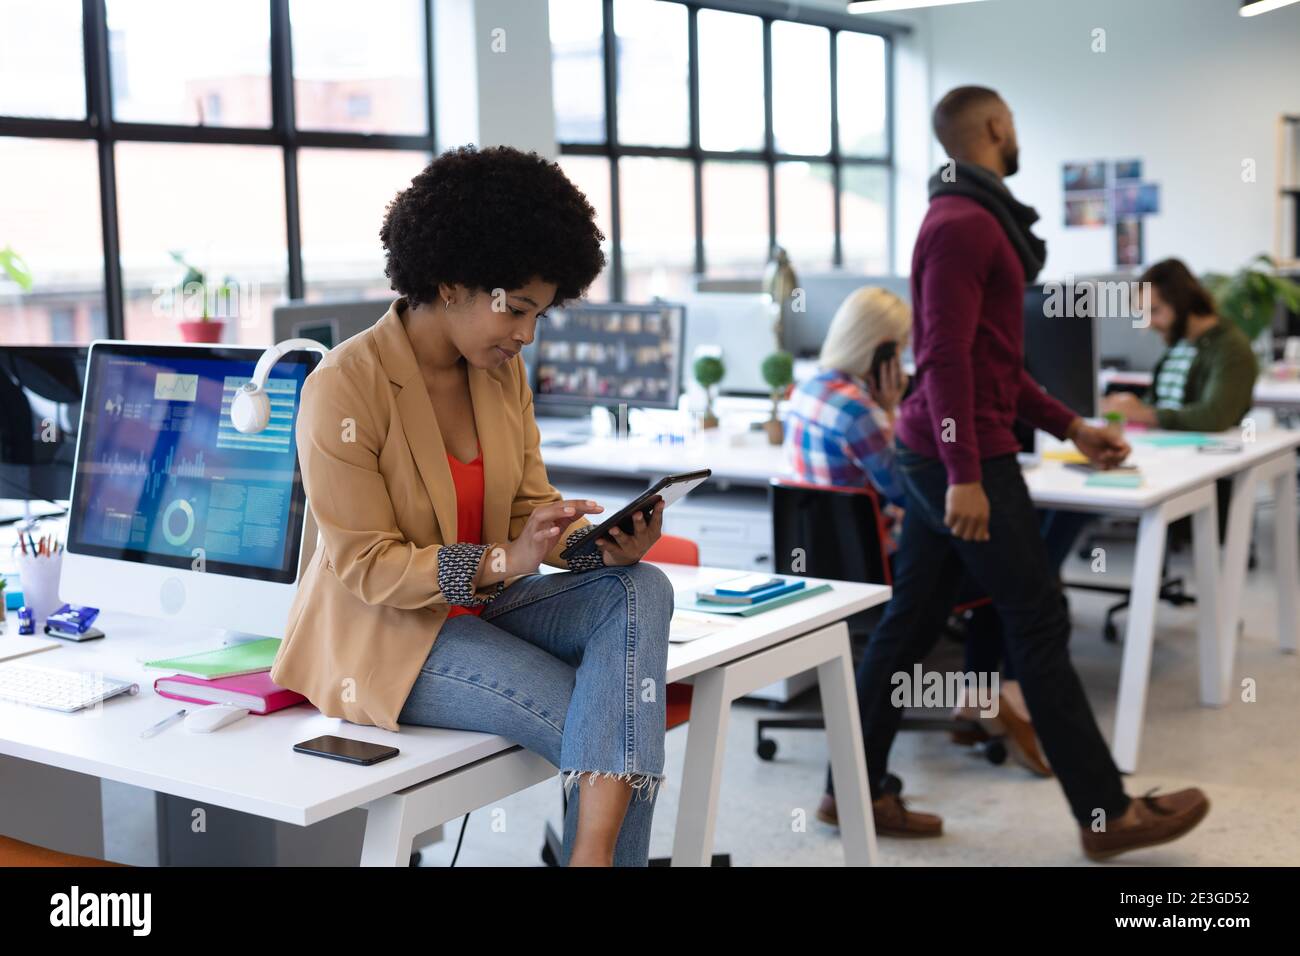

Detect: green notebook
677,583,833,616
144,638,281,680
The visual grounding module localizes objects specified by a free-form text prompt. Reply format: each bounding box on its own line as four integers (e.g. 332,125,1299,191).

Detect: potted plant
170,250,236,343
693,354,725,429
1203,254,1300,362
760,351,794,445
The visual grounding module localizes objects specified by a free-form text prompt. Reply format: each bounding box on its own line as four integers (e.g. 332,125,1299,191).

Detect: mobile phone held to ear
869,341,898,391
294,734,399,766
560,469,712,559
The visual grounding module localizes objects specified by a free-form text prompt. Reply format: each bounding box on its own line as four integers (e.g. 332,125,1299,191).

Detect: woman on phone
271,145,673,867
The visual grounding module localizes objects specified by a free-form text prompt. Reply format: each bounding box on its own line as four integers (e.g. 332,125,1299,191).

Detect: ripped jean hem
561,769,665,803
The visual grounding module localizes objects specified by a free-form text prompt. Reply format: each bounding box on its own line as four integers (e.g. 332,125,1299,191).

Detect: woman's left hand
596,498,665,566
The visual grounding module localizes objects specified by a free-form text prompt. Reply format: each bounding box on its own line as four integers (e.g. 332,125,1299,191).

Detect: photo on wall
1063,161,1107,192
1115,217,1143,268
1113,159,1143,181
1065,195,1109,228
1113,182,1160,216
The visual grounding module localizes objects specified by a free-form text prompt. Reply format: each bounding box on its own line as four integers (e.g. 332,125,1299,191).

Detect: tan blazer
272,298,590,731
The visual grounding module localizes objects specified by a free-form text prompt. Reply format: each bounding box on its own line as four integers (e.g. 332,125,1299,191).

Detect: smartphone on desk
294,735,399,766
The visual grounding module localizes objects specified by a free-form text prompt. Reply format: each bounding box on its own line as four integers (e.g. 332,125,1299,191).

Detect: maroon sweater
897,194,1077,485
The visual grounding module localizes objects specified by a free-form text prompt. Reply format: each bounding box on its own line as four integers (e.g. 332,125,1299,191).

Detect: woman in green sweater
1102,258,1258,431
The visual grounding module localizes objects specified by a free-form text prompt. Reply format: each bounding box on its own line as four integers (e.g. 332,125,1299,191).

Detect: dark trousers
829,444,1129,827
963,508,1095,680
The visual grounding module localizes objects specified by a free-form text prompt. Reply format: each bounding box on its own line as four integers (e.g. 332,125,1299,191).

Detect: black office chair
755,479,1007,765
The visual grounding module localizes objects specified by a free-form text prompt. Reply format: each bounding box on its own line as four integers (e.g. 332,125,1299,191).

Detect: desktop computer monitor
1023,284,1099,418
532,302,685,413
61,342,321,638
0,346,88,504
272,298,391,350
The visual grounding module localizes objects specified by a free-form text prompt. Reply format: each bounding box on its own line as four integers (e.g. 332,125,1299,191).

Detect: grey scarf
928,161,1047,283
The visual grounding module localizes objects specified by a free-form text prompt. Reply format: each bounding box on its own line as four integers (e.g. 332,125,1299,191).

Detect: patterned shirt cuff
563,526,606,572
437,543,505,607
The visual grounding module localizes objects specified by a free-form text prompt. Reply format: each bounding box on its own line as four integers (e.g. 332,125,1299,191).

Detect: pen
140,709,187,738
18,534,26,555
26,533,37,556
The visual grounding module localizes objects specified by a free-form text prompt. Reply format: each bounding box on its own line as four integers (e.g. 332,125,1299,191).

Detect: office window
290,0,427,135
552,2,895,301
697,10,764,153
776,162,835,272
116,143,286,346
298,148,429,301
0,138,106,344
837,32,888,157
771,22,831,157
0,0,85,119
619,157,694,302
550,0,605,145
0,1,437,342
614,0,689,148
106,0,273,128
703,161,769,278
841,165,890,273
557,156,614,303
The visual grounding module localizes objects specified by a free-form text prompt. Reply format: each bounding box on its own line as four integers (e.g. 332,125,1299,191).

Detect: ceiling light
1239,0,1300,15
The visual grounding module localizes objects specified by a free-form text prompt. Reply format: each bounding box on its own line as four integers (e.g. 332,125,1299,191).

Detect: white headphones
230,337,329,434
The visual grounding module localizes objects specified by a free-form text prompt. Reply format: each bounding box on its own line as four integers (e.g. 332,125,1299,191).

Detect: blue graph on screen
96,447,207,498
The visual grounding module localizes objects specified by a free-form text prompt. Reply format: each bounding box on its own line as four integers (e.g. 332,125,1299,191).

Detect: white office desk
537,423,1300,772
0,564,888,867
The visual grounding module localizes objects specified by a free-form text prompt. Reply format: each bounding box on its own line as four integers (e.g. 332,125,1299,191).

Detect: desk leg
1273,459,1299,654
1112,507,1167,773
671,667,731,867
1191,497,1225,706
816,624,879,867
360,793,416,867
1218,466,1258,695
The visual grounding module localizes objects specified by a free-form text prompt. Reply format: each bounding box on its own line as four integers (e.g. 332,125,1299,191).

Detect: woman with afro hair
272,145,673,867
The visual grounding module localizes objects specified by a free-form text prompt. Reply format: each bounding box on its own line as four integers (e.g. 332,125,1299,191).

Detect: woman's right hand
501,499,604,577
868,356,908,414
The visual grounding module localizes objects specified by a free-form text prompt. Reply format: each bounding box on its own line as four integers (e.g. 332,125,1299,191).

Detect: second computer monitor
1023,285,1099,419
0,346,88,502
532,302,685,412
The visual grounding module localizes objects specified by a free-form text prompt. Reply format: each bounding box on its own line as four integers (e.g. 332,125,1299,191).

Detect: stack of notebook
145,638,305,715
683,573,832,616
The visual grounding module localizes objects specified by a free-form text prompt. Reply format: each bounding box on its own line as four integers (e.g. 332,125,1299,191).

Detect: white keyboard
0,662,138,713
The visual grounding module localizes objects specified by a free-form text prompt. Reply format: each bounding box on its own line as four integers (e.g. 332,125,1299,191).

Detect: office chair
540,533,731,867
756,479,1007,765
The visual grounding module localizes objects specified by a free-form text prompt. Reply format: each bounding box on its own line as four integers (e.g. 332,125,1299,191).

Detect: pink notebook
154,671,307,715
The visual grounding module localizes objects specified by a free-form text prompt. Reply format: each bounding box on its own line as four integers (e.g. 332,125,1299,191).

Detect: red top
897,194,1076,485
445,447,485,619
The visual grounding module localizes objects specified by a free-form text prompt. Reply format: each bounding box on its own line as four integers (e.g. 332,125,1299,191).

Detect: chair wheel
985,739,1008,765
757,738,778,761
540,842,559,867
1103,621,1119,643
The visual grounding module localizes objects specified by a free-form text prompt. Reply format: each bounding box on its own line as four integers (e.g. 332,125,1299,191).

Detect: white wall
879,0,1300,279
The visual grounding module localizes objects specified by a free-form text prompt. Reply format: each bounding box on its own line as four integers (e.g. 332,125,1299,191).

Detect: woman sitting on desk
271,145,673,868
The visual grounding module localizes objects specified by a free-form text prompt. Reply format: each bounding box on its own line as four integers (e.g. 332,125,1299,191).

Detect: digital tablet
559,469,712,559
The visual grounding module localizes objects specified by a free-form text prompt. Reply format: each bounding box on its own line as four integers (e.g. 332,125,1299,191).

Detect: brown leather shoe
1081,788,1210,861
816,792,943,837
990,702,1052,778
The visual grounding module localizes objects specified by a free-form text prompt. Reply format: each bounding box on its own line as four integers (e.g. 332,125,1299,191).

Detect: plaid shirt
783,368,905,506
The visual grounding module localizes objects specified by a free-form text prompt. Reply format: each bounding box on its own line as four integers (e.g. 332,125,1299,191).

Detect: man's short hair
932,85,1003,155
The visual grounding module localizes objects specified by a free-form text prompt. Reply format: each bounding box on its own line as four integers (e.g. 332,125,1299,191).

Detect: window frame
0,0,438,339
556,0,901,301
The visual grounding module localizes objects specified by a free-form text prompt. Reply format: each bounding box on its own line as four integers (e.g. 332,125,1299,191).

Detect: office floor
102,515,1300,867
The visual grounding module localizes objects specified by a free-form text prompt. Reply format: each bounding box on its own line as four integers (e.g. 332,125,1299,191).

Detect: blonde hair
818,286,912,380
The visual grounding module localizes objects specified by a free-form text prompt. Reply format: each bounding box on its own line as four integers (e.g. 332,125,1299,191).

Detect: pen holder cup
16,548,64,627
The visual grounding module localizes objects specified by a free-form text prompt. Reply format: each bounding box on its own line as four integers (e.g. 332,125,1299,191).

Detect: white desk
537,423,1300,773
1100,368,1300,413
0,564,889,867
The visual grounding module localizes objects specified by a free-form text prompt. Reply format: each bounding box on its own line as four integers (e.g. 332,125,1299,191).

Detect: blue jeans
830,443,1128,826
397,561,674,866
